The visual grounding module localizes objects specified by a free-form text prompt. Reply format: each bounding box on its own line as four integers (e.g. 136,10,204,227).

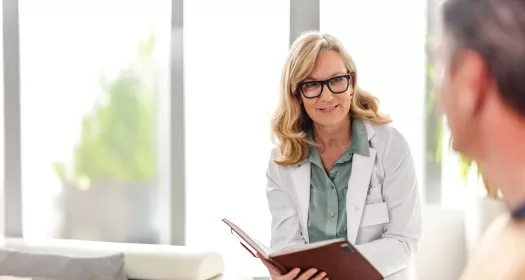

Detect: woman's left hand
258,253,328,280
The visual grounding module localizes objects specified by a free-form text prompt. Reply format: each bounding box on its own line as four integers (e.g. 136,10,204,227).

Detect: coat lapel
346,148,376,243
291,160,311,243
346,122,376,243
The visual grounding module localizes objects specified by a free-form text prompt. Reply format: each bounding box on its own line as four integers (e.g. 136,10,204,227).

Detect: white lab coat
266,121,422,279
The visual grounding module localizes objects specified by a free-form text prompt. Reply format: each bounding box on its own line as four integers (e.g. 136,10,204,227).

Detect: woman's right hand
271,267,327,280
258,253,328,280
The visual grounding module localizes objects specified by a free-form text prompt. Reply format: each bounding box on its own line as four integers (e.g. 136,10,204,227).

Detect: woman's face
298,50,352,127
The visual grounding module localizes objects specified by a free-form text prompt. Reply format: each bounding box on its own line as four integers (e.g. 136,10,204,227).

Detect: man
437,0,525,278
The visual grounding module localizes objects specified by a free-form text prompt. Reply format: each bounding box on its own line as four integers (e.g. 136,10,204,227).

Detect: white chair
415,205,467,280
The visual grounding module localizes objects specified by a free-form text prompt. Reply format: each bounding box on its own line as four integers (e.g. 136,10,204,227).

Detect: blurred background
0,0,504,279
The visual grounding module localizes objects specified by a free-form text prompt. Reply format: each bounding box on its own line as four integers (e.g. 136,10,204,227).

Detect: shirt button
354,207,360,211
330,212,335,217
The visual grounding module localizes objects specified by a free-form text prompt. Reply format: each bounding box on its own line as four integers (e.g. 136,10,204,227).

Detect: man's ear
467,50,491,116
455,50,489,116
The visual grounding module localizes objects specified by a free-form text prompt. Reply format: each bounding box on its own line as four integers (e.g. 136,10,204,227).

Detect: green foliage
425,34,443,166
54,34,158,184
458,152,473,180
455,151,499,198
52,162,67,183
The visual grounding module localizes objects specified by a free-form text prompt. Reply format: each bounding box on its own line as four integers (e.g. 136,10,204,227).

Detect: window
184,0,289,278
19,0,172,243
320,0,427,194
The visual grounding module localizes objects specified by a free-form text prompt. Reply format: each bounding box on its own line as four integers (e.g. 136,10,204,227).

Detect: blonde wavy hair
272,31,391,166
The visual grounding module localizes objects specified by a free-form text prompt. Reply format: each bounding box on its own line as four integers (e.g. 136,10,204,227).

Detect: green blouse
306,117,369,243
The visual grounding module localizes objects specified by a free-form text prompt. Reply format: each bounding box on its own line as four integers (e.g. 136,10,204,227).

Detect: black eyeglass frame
296,73,353,99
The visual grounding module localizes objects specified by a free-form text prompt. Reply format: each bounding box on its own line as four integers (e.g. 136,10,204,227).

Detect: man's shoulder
461,213,525,279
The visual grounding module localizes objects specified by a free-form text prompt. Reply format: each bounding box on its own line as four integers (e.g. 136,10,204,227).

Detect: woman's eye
303,82,318,89
331,77,344,84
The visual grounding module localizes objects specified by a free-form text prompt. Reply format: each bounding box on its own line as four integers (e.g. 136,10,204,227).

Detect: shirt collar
350,117,370,157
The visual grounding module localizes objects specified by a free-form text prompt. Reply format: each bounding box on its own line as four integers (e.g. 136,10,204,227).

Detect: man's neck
313,117,351,148
493,165,525,211
483,113,525,210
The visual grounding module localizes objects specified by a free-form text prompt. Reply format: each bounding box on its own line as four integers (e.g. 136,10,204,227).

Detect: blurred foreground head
437,0,525,202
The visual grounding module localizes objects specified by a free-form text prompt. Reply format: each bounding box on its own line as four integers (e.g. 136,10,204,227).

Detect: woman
261,31,421,280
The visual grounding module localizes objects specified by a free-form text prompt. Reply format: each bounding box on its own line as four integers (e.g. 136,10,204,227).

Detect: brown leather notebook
222,218,383,280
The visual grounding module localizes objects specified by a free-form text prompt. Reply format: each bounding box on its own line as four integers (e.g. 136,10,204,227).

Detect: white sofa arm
0,238,224,280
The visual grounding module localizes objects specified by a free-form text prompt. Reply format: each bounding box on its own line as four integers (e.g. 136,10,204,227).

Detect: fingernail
320,272,327,277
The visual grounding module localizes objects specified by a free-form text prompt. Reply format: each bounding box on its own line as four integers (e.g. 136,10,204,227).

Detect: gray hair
442,0,525,115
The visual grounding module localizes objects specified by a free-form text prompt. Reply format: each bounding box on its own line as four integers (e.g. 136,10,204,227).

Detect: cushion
0,249,126,280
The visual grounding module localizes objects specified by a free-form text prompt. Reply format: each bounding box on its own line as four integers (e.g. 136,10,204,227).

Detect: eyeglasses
297,74,352,99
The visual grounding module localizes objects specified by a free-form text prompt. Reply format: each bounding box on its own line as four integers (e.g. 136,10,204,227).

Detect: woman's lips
318,104,338,113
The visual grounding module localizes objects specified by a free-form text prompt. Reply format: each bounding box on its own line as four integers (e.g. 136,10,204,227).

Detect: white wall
184,0,289,278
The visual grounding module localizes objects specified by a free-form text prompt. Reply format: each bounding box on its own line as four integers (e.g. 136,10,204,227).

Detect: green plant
425,60,444,165
456,148,500,199
53,34,158,186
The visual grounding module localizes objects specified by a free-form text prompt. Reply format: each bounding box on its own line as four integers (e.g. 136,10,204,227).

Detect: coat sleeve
266,149,307,250
355,128,422,278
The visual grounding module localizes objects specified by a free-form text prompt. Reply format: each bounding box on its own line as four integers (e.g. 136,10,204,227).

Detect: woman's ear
295,92,303,104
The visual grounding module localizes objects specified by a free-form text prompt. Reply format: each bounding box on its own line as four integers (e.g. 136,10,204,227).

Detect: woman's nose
318,85,334,102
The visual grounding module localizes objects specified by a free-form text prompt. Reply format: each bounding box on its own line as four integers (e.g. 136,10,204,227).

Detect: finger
311,271,327,280
296,268,318,280
268,267,281,277
281,268,301,280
